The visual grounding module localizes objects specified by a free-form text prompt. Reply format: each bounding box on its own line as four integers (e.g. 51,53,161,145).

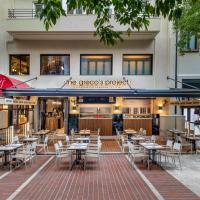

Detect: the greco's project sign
64,79,131,88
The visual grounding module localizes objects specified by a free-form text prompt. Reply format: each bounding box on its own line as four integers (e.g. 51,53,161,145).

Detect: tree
37,0,198,49
174,0,200,54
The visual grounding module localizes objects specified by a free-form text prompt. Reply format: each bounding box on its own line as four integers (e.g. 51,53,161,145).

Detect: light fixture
158,106,163,110
72,105,77,111
114,105,119,110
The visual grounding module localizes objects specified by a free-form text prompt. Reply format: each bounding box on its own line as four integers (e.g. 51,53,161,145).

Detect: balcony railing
8,9,38,19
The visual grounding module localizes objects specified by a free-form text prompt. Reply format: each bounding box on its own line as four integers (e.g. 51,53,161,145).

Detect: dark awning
2,88,200,97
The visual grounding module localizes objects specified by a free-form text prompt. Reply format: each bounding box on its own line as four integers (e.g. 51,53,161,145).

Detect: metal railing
8,9,38,19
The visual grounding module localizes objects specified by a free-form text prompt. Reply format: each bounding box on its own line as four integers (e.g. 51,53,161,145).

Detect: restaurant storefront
2,75,200,137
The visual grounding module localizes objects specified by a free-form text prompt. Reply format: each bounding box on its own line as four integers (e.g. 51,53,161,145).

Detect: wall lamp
114,105,120,110
158,106,163,110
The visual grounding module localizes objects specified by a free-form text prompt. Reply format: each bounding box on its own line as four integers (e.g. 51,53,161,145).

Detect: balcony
7,9,161,41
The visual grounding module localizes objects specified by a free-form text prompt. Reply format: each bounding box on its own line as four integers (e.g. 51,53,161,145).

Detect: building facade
0,0,199,136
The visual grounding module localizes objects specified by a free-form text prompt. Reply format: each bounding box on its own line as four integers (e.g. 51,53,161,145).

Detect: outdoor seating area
116,127,200,171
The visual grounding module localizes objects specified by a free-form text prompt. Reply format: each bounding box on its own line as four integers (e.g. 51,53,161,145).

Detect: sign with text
64,79,131,88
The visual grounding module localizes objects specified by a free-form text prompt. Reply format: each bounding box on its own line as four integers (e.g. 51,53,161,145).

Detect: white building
0,0,199,136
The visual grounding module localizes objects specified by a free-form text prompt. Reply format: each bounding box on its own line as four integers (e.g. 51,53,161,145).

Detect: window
80,54,112,75
122,54,153,75
185,35,198,51
10,55,30,75
40,54,70,75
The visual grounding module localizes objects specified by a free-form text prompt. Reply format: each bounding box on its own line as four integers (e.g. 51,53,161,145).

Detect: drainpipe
174,31,178,114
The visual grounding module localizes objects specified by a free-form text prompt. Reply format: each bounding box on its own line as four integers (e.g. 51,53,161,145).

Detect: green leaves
38,0,66,30
174,0,200,54
37,0,199,51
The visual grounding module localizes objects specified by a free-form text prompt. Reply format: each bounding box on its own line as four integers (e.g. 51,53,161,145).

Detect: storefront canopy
2,87,200,97
0,74,30,96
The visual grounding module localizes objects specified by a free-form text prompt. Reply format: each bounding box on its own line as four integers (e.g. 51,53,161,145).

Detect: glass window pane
88,61,96,75
104,61,112,75
123,55,152,75
81,61,88,75
80,55,112,75
189,35,196,49
129,61,136,75
97,61,104,75
144,61,151,75
122,61,128,75
137,61,143,75
10,55,29,75
40,55,70,75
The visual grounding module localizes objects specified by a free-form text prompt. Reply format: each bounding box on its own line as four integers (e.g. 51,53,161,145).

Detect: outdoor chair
36,136,48,153
159,139,174,165
128,141,149,168
121,135,129,153
65,135,71,145
13,136,19,144
58,140,69,151
54,143,72,169
163,142,182,170
84,143,100,170
176,135,192,154
196,140,200,154
11,146,32,169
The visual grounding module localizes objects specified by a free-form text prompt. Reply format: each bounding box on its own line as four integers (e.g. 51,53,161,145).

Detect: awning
3,88,200,97
0,74,30,95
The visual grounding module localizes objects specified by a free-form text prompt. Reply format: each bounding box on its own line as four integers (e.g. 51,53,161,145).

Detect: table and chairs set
54,129,101,170
116,127,184,170
0,129,51,170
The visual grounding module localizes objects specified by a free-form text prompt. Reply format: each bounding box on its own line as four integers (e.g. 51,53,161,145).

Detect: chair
13,136,19,144
97,128,100,136
65,135,70,145
11,146,32,169
36,136,48,152
138,128,144,134
166,142,182,170
141,129,147,136
196,140,200,154
54,143,72,169
176,135,192,154
128,142,149,168
121,135,129,152
84,143,100,170
160,140,174,165
58,140,69,151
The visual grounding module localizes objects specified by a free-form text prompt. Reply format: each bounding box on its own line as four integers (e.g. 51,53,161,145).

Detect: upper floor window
122,54,153,75
40,54,70,75
10,55,30,75
185,35,198,51
80,54,112,75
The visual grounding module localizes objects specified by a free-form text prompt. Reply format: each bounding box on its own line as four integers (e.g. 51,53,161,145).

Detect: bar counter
123,118,152,135
79,118,112,136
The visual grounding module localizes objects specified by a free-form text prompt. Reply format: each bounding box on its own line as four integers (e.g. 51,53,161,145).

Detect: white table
73,137,90,143
0,144,23,166
140,142,164,169
68,143,88,170
21,137,38,143
131,136,146,144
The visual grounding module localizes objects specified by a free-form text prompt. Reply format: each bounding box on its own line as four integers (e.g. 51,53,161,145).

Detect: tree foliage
174,0,200,54
37,0,199,50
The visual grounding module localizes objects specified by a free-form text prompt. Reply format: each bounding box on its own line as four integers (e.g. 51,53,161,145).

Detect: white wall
0,0,171,91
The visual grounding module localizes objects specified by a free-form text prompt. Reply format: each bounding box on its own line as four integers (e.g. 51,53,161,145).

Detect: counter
123,118,152,135
79,118,112,136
